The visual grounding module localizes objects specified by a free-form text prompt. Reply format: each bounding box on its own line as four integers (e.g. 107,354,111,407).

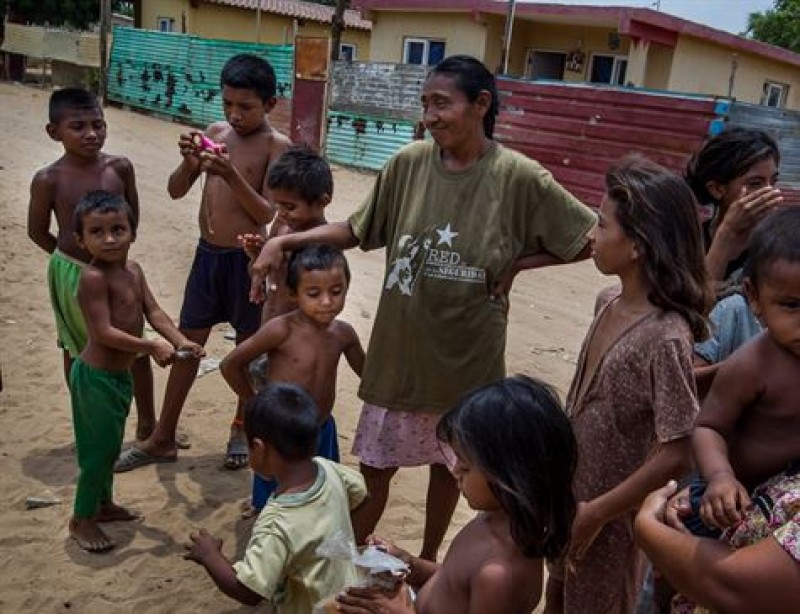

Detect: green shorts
47,249,88,358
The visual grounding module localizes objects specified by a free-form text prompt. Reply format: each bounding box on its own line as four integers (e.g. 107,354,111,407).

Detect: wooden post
500,0,516,75
99,0,112,103
330,0,349,62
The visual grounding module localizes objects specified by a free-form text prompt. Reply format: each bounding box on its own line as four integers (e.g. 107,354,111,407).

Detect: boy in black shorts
115,54,290,472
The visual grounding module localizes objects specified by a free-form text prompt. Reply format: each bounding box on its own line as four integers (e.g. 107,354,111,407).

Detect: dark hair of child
74,190,137,239
428,55,499,139
606,155,711,341
743,208,800,288
685,127,780,205
49,87,100,124
286,244,351,293
267,145,334,204
436,375,578,559
243,383,320,461
220,53,277,102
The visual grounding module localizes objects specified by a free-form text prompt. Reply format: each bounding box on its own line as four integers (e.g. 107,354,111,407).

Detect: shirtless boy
69,191,203,552
116,54,291,472
221,244,365,507
692,207,800,531
27,87,157,440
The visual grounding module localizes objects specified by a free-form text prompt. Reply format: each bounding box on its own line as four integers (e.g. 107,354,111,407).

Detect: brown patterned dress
556,294,700,613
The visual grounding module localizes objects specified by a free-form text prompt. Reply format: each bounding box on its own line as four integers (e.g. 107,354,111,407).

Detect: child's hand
718,186,782,245
150,339,176,367
700,473,751,529
238,233,266,261
366,535,412,566
250,238,286,303
638,480,679,525
199,146,234,179
335,584,415,614
184,528,223,565
568,499,609,564
176,340,206,360
179,133,202,162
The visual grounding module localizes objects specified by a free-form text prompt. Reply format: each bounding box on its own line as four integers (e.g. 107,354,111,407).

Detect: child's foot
223,427,249,470
69,517,115,553
94,501,141,523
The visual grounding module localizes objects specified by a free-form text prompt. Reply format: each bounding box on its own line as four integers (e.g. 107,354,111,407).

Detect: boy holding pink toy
115,53,291,473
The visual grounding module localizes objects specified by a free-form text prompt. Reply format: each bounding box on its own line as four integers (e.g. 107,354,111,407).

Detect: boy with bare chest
692,208,800,531
117,54,291,472
221,244,365,508
69,191,203,552
27,88,156,440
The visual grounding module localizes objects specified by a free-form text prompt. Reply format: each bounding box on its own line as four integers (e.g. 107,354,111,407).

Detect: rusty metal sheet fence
724,102,800,191
495,79,726,208
107,27,293,131
325,61,425,170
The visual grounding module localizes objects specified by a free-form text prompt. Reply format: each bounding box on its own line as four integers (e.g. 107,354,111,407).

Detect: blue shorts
252,416,340,510
179,239,260,336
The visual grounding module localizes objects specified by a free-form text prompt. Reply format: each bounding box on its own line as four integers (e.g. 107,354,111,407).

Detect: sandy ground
0,82,610,613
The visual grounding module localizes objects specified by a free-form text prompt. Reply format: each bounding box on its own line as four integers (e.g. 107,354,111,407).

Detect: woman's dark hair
606,156,711,341
428,54,499,139
743,208,800,288
437,375,577,559
244,383,319,461
220,53,277,102
286,244,350,292
685,127,780,205
74,190,137,240
268,145,334,204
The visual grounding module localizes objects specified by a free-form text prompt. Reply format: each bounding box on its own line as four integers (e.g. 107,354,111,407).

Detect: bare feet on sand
94,501,141,523
69,517,115,553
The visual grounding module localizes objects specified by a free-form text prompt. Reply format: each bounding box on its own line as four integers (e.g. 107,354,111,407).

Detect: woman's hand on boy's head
184,528,223,565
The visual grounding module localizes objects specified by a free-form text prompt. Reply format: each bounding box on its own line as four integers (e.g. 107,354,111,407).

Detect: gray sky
519,1,776,35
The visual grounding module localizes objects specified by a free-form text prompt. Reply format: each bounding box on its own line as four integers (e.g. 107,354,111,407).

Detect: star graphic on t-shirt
436,223,459,247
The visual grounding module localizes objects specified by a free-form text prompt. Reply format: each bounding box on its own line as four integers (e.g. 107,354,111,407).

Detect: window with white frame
589,54,628,85
157,16,175,32
340,43,357,62
403,38,446,66
762,81,788,108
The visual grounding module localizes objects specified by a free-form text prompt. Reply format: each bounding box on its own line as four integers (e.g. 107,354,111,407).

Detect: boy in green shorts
27,88,158,441
69,191,203,552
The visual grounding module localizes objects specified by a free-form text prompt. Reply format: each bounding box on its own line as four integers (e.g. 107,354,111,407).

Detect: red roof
206,0,372,31
355,0,800,68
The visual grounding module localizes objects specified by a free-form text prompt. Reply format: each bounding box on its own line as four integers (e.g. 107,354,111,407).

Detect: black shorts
179,239,260,337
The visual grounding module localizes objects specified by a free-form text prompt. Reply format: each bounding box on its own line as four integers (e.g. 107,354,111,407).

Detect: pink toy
193,132,224,154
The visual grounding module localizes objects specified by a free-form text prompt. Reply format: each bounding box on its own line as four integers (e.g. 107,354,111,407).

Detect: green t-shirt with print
349,140,596,413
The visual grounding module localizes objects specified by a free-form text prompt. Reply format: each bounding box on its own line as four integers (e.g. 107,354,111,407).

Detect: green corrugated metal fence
325,111,415,171
108,27,292,128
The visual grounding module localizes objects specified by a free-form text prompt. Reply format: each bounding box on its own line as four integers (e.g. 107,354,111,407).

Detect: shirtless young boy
220,244,365,507
116,54,291,472
27,87,157,440
692,207,800,531
69,191,203,552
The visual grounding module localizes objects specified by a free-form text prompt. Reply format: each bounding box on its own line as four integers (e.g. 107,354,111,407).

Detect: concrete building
140,0,372,59
355,0,800,110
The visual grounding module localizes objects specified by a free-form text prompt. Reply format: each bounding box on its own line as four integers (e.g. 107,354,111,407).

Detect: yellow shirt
233,458,367,613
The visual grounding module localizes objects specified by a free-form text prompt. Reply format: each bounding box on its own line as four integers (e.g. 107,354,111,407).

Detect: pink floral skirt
351,403,457,470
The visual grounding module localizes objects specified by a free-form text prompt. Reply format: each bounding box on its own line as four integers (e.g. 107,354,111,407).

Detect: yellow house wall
644,42,673,90
140,0,369,56
668,35,799,108
507,21,630,80
368,11,487,63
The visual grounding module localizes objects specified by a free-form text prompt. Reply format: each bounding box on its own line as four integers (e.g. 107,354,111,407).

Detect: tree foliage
747,0,800,53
